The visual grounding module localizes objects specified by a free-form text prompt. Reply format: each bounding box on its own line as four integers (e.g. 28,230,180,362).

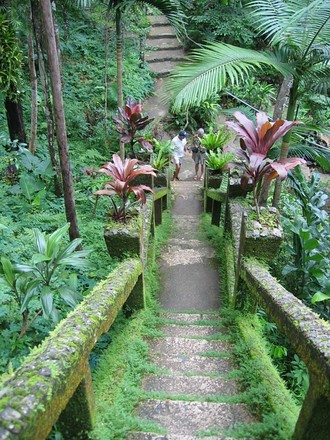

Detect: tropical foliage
225,111,305,216
200,126,232,150
114,97,154,158
0,224,91,337
205,148,235,172
281,169,330,320
94,154,156,222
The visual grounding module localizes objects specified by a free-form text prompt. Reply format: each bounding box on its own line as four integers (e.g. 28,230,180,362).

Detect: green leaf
303,238,320,251
0,256,16,287
59,286,82,308
0,224,8,230
40,286,53,319
19,175,38,201
299,228,310,241
19,280,40,313
311,291,330,304
46,224,70,258
32,189,46,206
32,253,50,264
33,229,46,254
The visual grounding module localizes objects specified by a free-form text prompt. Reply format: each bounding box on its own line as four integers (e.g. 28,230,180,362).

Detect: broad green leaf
0,224,8,230
59,286,82,308
19,175,38,201
303,238,320,251
0,256,16,287
56,238,83,261
299,228,310,241
33,229,46,254
40,286,53,319
46,224,70,258
19,280,39,313
311,291,330,304
15,263,36,273
282,264,297,276
59,251,92,268
32,253,50,264
32,189,46,206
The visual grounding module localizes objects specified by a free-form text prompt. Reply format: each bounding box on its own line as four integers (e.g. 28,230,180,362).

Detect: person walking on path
171,130,188,180
191,128,206,181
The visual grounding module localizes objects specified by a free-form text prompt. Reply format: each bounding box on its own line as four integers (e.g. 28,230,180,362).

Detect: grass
90,210,172,440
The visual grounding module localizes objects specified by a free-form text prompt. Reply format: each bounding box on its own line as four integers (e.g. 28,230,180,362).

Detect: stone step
160,244,217,268
127,432,239,440
161,313,221,325
149,15,171,26
161,324,222,338
148,60,183,77
142,374,239,397
146,50,185,64
146,38,183,50
134,399,255,436
149,25,176,37
148,337,231,357
151,353,233,375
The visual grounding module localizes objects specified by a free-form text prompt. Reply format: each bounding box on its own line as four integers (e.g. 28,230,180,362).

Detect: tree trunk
272,80,299,208
40,0,80,241
272,76,293,121
115,5,125,159
32,0,62,196
27,31,38,154
5,95,27,144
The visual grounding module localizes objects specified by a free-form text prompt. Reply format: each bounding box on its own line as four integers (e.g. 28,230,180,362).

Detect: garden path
125,19,257,439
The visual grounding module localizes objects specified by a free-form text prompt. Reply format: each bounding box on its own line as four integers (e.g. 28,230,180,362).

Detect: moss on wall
0,259,143,439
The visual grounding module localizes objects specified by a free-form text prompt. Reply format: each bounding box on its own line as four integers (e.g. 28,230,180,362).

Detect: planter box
104,216,142,259
242,207,284,262
154,170,168,188
205,168,222,189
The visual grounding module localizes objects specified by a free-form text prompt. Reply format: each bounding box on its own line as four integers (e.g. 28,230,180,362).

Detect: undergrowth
200,212,299,439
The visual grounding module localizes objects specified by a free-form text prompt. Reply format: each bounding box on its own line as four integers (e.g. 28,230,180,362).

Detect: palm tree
166,0,330,203
108,0,188,158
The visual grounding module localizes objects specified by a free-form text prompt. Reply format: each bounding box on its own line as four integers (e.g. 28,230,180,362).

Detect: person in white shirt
171,130,188,181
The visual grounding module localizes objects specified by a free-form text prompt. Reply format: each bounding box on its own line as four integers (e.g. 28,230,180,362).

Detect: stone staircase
145,15,186,78
127,312,255,439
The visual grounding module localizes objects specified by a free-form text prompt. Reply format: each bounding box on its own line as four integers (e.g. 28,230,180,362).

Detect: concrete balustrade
0,190,169,439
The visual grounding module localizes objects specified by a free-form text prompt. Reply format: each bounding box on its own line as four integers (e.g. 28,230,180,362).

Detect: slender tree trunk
40,0,80,241
115,6,125,159
27,30,38,154
272,76,293,121
104,21,109,140
5,95,27,144
32,0,62,196
272,80,299,208
1,0,27,144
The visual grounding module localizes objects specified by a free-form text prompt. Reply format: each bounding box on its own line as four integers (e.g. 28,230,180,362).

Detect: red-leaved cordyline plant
225,111,306,218
113,97,154,158
94,154,156,222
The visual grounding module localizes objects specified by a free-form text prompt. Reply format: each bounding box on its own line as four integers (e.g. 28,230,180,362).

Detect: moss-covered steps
126,313,255,439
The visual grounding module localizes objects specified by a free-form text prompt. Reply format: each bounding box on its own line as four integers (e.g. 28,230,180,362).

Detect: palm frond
247,0,292,41
124,0,187,35
270,141,330,172
249,0,330,61
221,106,257,124
165,42,291,111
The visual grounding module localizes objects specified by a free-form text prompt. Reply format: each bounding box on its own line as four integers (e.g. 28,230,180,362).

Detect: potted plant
200,125,232,151
94,154,156,258
204,148,236,188
225,111,306,261
152,138,173,188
